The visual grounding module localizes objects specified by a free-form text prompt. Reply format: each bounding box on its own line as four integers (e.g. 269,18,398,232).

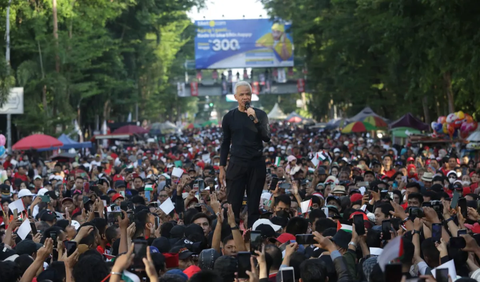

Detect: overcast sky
188,0,268,21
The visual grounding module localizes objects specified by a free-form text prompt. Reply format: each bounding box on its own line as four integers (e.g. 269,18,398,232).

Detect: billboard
195,19,294,69
0,87,24,114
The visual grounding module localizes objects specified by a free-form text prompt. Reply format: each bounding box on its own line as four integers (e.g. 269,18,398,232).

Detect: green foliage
0,0,204,136
262,0,480,121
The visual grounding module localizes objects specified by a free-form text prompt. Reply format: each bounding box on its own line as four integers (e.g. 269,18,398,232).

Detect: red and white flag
378,236,404,271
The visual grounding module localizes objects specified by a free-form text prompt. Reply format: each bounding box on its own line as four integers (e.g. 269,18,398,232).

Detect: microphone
244,102,255,121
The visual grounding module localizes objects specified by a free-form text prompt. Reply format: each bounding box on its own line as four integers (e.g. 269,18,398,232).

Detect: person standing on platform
219,81,270,228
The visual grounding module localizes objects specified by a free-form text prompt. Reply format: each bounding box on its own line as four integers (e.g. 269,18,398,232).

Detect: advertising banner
195,19,294,69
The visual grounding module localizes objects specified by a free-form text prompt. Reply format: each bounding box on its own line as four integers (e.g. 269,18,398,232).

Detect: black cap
317,167,327,175
185,224,204,238
152,237,171,253
0,243,17,260
15,240,41,256
332,229,352,249
40,210,56,222
170,225,186,239
0,184,10,191
254,224,276,238
115,180,126,188
46,191,58,200
430,184,444,193
432,176,444,183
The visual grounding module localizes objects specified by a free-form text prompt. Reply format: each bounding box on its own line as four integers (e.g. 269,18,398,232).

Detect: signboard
0,87,24,114
190,82,199,96
195,19,294,69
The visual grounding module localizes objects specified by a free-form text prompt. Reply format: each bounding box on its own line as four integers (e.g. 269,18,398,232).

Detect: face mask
449,178,455,184
275,210,290,219
214,162,219,166
462,181,471,186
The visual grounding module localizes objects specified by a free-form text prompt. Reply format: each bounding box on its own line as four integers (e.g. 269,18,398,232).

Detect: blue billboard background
194,19,294,69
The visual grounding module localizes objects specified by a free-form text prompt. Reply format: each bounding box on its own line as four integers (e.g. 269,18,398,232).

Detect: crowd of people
1,121,480,282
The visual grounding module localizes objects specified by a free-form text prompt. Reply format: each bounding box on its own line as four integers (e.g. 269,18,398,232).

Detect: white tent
268,103,287,120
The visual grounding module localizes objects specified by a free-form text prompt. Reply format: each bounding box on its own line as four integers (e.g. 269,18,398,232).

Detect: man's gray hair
234,81,252,94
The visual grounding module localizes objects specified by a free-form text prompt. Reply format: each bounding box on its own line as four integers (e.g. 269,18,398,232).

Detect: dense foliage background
0,0,204,137
261,0,480,122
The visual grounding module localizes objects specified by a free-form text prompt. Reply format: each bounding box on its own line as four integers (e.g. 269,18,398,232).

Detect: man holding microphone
219,81,270,227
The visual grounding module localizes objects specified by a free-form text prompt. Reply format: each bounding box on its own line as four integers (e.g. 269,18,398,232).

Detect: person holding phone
219,81,270,228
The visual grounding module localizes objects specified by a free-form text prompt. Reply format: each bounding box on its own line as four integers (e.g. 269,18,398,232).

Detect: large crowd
1,123,480,282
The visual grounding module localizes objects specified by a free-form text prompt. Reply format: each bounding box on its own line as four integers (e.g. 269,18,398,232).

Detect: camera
406,206,424,218
430,200,444,216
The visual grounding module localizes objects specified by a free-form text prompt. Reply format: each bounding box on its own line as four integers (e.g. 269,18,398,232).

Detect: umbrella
185,123,194,129
13,134,64,150
287,116,303,123
326,118,349,130
341,121,377,133
363,116,388,128
112,125,148,135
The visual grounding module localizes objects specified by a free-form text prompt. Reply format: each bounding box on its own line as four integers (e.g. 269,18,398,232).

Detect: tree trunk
52,0,60,72
422,96,430,125
443,72,455,113
103,99,110,121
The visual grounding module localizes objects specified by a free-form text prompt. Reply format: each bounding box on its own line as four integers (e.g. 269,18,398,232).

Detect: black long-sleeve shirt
220,107,270,167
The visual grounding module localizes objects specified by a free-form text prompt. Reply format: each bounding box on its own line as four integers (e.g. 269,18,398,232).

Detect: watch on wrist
231,225,239,230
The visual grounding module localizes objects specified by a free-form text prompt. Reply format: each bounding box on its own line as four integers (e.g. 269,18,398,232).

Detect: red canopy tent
12,134,63,150
112,125,148,135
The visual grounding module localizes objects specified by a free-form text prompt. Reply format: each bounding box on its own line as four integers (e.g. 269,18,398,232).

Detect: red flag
297,79,305,93
190,82,198,96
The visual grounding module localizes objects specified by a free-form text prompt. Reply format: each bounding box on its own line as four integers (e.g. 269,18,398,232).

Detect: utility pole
5,0,12,152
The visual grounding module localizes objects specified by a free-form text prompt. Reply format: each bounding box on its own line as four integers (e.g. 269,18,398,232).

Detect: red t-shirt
14,173,28,182
3,160,11,170
383,169,396,179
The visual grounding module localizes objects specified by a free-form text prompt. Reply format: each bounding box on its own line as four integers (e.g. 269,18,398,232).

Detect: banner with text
195,19,294,69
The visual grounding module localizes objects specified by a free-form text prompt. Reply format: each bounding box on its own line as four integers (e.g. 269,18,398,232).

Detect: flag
377,236,404,271
275,157,282,167
336,221,352,233
317,150,332,164
145,184,153,191
122,270,141,282
311,153,320,167
300,199,312,214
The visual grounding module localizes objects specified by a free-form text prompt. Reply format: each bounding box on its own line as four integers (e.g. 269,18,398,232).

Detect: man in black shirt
219,81,270,227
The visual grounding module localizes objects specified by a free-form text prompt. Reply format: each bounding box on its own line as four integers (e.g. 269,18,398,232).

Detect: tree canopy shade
0,0,204,138
261,0,480,122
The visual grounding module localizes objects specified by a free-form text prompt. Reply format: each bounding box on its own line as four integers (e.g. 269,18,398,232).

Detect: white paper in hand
9,199,25,213
172,168,184,178
202,154,211,163
311,153,320,167
300,199,312,214
159,197,175,215
17,219,32,240
432,260,457,279
359,187,366,195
